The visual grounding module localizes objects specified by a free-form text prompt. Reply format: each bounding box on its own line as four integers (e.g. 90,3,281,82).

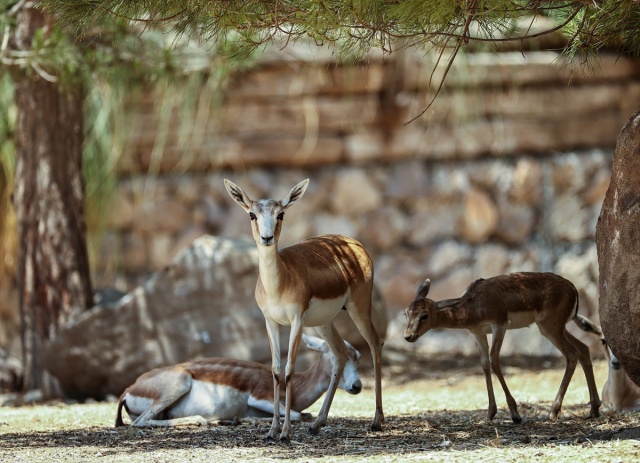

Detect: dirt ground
1,351,639,463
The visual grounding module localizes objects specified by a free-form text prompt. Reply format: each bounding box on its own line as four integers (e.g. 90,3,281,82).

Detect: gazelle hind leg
138,416,209,427
345,290,384,431
130,374,192,427
537,324,580,420
308,323,348,435
566,330,601,418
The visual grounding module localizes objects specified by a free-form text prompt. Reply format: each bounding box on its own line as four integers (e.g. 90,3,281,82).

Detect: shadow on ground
1,406,638,460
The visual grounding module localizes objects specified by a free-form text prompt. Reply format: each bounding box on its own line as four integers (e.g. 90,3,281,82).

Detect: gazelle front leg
280,319,304,444
264,319,282,442
309,323,348,435
490,324,521,423
473,332,497,421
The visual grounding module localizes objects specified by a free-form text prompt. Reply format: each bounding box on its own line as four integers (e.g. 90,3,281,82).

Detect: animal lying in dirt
574,316,640,414
115,334,362,427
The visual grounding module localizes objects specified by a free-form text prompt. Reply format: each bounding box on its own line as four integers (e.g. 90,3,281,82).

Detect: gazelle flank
115,335,362,427
224,178,384,443
404,272,601,423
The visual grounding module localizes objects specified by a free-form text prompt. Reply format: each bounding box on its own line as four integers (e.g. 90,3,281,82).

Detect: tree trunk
12,5,93,397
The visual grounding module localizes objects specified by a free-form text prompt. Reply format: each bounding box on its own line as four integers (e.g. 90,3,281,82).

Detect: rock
407,195,463,246
596,112,640,386
345,132,385,163
474,244,509,277
385,161,429,200
22,389,44,404
330,169,382,216
553,153,588,195
495,199,536,245
458,188,499,244
0,347,21,393
550,194,591,242
44,235,388,400
358,206,407,251
509,158,543,206
427,240,472,277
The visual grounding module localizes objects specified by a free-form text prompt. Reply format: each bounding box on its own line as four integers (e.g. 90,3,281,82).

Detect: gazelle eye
249,212,257,221
277,212,285,221
419,314,429,322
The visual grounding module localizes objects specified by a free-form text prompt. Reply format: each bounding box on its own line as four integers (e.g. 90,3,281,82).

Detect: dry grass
1,353,639,463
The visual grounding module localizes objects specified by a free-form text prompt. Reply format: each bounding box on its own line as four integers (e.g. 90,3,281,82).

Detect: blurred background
1,20,639,398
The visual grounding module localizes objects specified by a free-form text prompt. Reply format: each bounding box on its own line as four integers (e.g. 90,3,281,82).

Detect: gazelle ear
282,179,309,209
224,179,253,212
416,279,431,299
302,334,326,352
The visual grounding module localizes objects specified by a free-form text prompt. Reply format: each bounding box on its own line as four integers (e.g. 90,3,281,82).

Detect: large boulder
596,112,640,386
44,235,387,400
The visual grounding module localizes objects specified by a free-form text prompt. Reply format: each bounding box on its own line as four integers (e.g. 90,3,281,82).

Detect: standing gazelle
224,179,384,443
404,272,601,423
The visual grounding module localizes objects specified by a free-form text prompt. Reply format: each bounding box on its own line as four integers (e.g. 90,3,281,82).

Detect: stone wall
93,44,640,356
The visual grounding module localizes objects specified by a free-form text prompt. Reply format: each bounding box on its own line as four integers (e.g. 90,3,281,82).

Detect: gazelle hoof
308,425,320,435
279,436,291,445
370,421,383,432
511,415,522,424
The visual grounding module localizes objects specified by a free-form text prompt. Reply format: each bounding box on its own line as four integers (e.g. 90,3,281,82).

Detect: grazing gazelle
115,335,362,427
224,178,384,442
404,272,601,423
573,317,640,414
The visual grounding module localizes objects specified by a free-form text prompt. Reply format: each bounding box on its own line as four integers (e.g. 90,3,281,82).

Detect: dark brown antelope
224,179,384,442
404,272,601,423
115,335,362,427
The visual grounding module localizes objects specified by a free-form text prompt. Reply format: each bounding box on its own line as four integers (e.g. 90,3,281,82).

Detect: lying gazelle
224,179,384,443
601,338,640,413
115,334,362,427
573,317,640,414
404,272,601,423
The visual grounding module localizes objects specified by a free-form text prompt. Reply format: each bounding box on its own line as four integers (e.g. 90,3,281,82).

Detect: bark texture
12,5,93,396
596,112,640,386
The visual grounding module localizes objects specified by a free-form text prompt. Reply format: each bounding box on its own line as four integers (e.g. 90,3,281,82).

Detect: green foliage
0,2,252,280
40,0,640,64
562,0,640,62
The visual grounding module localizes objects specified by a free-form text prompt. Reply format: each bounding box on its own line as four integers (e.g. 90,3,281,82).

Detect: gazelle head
224,179,309,247
403,278,439,343
303,334,362,395
602,338,623,371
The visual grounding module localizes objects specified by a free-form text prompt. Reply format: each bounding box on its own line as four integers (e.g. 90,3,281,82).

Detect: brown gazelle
115,335,362,427
404,272,601,423
224,178,384,442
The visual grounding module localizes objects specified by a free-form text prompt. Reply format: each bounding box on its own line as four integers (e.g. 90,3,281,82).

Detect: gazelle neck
256,242,283,295
288,355,330,411
435,299,471,329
